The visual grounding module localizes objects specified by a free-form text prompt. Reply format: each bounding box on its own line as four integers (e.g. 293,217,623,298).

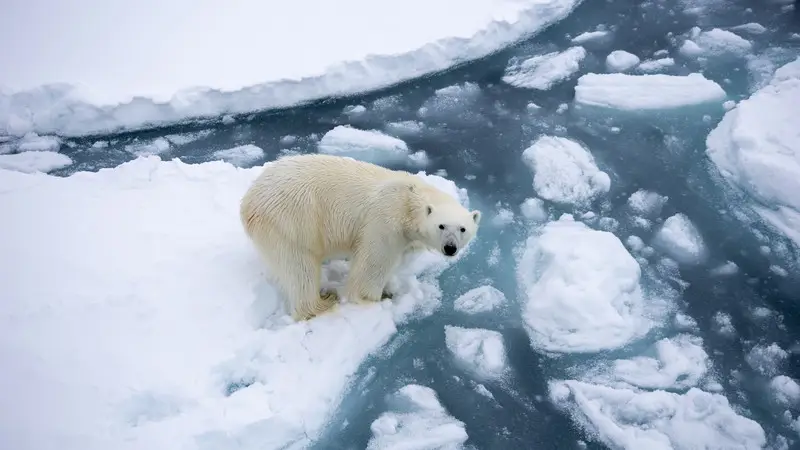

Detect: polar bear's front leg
345,235,403,305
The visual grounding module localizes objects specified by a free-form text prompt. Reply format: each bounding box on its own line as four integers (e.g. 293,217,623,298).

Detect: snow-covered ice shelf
0,156,467,450
0,0,583,138
706,57,800,247
574,72,727,111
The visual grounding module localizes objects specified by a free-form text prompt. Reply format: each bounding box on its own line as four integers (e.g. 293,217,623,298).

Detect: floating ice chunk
706,57,800,247
549,380,767,450
637,58,675,73
610,334,710,390
15,132,61,152
212,144,265,167
652,213,707,265
710,261,739,276
385,120,425,136
770,375,800,406
367,384,467,450
453,285,507,314
0,150,72,173
444,326,508,380
318,125,411,165
520,197,548,221
164,130,213,146
730,23,767,35
125,137,171,156
681,28,753,58
571,30,611,44
502,46,587,90
575,73,727,110
419,82,482,118
517,217,650,353
343,104,366,115
713,311,735,336
625,236,645,252
522,136,611,206
492,206,515,227
408,150,430,167
627,190,668,216
606,50,640,72
0,156,463,449
746,343,788,377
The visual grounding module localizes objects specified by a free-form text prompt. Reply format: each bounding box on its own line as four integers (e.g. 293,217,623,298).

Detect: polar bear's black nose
443,243,457,256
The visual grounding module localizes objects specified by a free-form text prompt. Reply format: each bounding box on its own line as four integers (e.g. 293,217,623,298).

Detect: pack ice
0,156,471,450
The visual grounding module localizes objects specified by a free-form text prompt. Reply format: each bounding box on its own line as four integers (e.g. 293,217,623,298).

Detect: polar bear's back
240,154,415,256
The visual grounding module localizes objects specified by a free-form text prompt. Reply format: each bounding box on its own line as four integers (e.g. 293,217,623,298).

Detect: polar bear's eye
460,227,466,233
438,224,445,230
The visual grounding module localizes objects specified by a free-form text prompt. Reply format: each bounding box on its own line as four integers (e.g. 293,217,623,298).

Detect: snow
549,380,767,450
770,375,800,406
368,384,467,450
521,136,611,206
628,190,668,216
680,28,753,59
574,73,727,111
0,151,72,174
706,57,800,247
652,213,707,265
637,58,675,73
0,0,583,138
606,50,641,72
318,125,411,165
212,144,265,167
609,334,710,390
502,46,587,90
571,30,611,44
0,155,467,450
444,326,508,380
453,285,507,314
517,216,651,353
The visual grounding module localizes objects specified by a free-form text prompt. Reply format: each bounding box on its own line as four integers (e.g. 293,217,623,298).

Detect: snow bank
574,73,727,111
517,216,650,353
652,213,707,265
0,156,465,450
502,46,587,90
0,150,72,173
212,144,265,167
549,380,767,449
318,125,411,165
444,326,508,380
453,285,507,314
0,0,583,137
522,136,611,206
368,385,467,450
706,57,800,247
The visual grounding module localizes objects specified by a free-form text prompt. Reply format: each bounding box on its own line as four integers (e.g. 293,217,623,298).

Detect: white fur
240,153,481,321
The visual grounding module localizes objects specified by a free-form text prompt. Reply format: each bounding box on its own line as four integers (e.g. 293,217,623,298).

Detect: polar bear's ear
427,205,433,215
471,210,482,224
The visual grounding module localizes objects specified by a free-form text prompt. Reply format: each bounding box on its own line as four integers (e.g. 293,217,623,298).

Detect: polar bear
240,153,481,321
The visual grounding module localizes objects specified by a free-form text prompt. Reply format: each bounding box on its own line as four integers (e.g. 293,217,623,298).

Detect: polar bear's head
421,202,481,258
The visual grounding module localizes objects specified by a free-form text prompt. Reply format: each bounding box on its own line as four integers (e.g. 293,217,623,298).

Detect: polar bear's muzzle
443,242,458,256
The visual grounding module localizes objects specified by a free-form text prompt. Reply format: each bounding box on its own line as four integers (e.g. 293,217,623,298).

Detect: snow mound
550,380,767,450
575,73,727,111
606,50,640,72
444,326,508,380
517,216,650,353
368,384,467,450
706,57,800,247
652,213,707,265
0,150,72,173
0,155,464,450
318,125,411,165
453,285,507,314
0,0,583,137
502,46,587,90
609,334,710,390
212,144,265,167
522,135,611,206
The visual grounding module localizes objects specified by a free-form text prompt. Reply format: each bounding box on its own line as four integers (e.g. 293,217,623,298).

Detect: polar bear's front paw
292,292,339,321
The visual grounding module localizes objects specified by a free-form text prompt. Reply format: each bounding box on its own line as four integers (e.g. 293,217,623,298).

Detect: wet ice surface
4,0,800,449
